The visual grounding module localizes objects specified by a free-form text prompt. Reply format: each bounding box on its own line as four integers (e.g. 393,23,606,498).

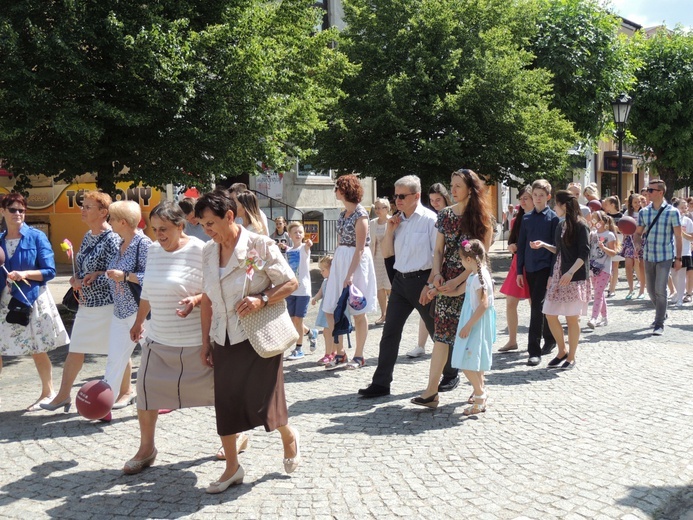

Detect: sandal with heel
411,393,439,409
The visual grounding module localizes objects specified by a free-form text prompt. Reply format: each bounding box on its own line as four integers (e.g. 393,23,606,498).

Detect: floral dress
543,224,589,317
433,207,469,345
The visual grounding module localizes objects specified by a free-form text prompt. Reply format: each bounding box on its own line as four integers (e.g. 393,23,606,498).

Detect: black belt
398,269,430,279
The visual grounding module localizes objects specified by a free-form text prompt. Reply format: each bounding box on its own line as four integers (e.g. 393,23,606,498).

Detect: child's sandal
463,393,487,416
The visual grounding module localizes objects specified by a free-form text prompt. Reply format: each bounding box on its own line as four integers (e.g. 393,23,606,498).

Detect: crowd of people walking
0,171,690,492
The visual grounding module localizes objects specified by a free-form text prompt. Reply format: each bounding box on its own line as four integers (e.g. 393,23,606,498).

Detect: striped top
141,236,205,347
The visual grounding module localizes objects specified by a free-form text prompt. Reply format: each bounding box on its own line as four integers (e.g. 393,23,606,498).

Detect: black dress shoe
527,356,541,366
540,343,556,355
358,384,390,398
438,376,459,392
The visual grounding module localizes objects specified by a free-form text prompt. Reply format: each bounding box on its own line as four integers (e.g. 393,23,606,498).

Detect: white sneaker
406,345,426,358
596,317,608,327
653,327,664,336
587,319,596,329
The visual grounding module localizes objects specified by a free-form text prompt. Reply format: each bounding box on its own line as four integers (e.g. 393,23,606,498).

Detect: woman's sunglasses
7,208,26,214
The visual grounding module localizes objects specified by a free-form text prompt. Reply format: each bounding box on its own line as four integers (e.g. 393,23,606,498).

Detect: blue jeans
644,259,672,328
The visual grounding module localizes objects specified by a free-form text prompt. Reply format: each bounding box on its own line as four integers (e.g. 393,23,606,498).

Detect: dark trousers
371,270,457,388
525,267,555,357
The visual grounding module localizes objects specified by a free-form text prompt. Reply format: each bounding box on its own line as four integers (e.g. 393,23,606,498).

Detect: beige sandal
463,393,487,416
215,432,250,460
498,343,518,352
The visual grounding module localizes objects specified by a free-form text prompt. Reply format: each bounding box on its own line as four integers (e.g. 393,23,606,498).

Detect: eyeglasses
333,186,339,192
393,193,415,200
7,208,25,214
646,187,662,193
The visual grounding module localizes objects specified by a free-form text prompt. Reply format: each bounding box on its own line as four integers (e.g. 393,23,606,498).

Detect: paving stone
1,251,693,518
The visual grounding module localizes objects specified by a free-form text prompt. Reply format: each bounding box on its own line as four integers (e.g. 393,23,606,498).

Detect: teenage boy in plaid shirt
634,179,683,336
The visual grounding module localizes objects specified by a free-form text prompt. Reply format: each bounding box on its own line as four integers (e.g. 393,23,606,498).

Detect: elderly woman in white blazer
195,192,300,494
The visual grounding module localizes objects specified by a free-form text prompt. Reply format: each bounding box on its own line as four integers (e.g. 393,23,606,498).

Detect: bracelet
123,271,129,282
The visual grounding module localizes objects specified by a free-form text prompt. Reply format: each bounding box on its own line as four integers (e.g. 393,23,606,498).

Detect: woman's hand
82,273,99,286
235,295,263,317
176,296,197,318
7,270,29,284
437,279,456,294
311,298,317,306
559,272,573,286
459,323,472,339
69,276,83,291
343,275,353,288
106,269,125,282
130,321,145,342
530,240,545,249
200,343,214,368
432,273,445,289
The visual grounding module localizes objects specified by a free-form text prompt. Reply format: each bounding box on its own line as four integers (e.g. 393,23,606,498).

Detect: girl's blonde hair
592,211,621,252
459,239,489,293
318,255,333,268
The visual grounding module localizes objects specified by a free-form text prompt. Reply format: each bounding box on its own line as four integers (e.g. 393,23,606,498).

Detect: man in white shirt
359,175,455,398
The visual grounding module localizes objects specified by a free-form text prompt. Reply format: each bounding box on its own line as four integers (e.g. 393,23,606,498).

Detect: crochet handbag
239,298,299,358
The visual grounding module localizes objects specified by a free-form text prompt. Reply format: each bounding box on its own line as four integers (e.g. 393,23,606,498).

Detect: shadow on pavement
617,484,693,520
0,458,282,518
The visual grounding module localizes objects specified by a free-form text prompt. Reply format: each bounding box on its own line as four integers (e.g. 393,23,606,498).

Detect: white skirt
0,286,69,356
69,304,114,354
322,245,377,316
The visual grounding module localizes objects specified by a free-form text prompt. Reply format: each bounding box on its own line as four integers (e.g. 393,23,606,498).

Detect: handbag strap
643,203,667,239
78,230,111,275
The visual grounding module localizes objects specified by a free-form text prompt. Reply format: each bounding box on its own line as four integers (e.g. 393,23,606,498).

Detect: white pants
103,314,143,404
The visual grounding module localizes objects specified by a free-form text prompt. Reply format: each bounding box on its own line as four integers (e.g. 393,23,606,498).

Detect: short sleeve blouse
76,229,120,308
107,233,152,319
337,204,370,247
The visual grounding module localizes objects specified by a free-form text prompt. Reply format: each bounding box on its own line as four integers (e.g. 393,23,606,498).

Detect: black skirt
212,337,288,436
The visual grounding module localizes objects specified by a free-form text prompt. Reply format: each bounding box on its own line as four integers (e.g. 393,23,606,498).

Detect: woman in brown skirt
196,192,300,494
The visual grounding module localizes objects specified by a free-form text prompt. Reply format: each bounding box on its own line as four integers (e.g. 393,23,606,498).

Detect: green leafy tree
0,0,350,194
316,0,577,188
529,0,636,141
628,28,693,190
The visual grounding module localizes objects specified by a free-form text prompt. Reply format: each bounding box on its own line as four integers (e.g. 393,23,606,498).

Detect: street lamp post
611,94,633,202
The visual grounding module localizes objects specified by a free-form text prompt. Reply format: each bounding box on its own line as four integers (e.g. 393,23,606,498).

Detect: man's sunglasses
646,187,662,193
393,193,415,200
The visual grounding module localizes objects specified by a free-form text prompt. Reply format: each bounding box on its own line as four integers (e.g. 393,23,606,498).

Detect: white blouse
202,226,295,346
140,237,205,347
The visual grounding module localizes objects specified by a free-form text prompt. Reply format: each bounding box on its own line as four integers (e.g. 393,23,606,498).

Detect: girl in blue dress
411,238,495,411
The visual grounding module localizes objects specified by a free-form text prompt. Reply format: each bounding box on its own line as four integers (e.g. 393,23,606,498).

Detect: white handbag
239,299,299,358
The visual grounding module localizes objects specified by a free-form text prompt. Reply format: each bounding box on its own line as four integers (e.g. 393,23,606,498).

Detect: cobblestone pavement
1,245,692,519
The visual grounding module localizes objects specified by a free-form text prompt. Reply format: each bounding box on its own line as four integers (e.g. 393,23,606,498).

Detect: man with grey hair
359,175,459,397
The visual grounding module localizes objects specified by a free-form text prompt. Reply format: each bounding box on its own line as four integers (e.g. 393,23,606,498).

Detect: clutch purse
239,299,299,358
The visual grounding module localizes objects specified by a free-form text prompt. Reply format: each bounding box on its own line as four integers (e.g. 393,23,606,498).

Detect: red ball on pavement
587,199,602,212
76,380,114,420
618,216,637,235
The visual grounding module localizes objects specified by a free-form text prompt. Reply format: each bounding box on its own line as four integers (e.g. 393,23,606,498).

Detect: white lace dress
0,239,69,356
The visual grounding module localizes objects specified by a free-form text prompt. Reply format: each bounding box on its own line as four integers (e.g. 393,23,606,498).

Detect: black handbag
6,296,32,326
61,288,80,313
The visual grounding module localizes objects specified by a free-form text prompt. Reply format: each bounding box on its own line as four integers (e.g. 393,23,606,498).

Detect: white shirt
141,237,205,347
202,226,295,346
393,203,437,273
678,216,693,256
286,243,311,297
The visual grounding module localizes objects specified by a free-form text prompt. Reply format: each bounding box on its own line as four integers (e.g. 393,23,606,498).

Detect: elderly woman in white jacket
195,192,300,494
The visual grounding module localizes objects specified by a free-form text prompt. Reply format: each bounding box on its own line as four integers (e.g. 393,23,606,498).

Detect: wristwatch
259,292,269,306
427,283,436,289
